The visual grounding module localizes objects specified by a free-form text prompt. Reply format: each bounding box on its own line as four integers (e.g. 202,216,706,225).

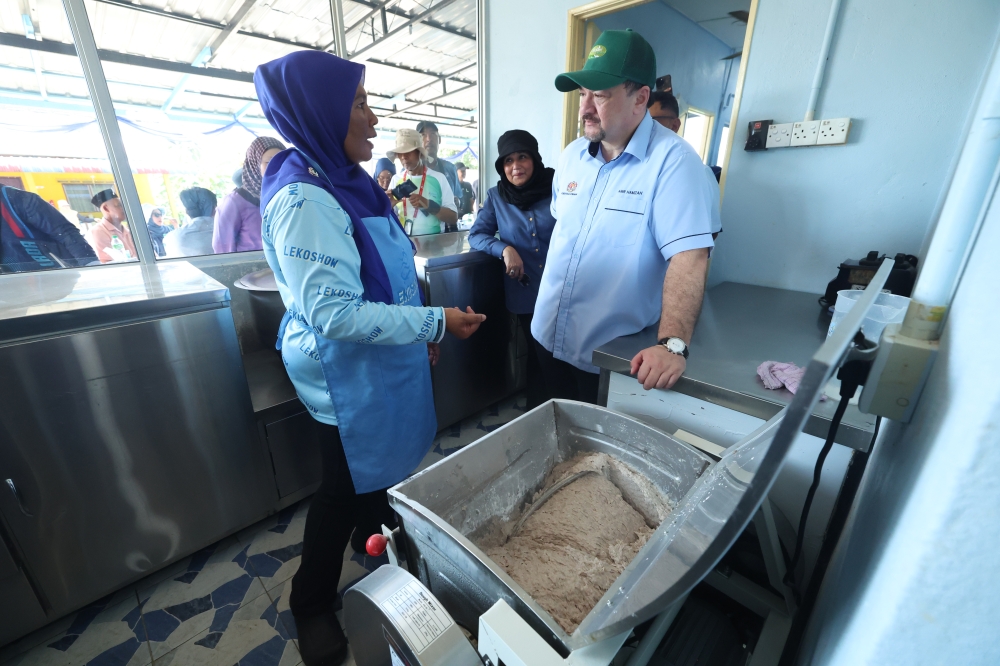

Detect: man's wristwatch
658,337,689,358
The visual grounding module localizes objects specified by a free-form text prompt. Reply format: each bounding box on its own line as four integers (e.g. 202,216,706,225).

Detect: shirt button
539,264,543,268
535,248,539,252
532,233,535,236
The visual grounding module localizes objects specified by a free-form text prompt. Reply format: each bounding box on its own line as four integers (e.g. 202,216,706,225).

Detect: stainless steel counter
413,231,523,428
0,261,229,343
0,261,277,645
592,282,876,450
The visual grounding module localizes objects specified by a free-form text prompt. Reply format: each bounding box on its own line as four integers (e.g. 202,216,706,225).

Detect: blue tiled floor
0,394,525,666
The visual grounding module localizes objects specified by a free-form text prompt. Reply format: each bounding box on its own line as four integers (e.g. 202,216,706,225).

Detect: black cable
783,396,850,601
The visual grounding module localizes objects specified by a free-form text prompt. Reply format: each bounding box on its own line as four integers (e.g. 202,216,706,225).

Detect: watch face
667,338,686,353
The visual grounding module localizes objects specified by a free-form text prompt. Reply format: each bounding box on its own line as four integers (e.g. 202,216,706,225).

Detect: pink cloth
757,361,807,394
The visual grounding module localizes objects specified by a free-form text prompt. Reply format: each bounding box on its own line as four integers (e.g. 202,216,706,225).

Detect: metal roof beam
349,0,474,41
387,80,475,118
0,32,255,83
365,57,473,87
206,0,261,64
346,0,460,60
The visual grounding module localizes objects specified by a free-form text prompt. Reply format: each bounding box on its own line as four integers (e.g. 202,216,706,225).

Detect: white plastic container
828,289,910,341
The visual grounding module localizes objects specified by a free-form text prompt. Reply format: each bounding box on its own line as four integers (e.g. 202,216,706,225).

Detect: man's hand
427,342,440,366
630,345,686,390
445,306,486,339
502,246,524,280
408,193,429,209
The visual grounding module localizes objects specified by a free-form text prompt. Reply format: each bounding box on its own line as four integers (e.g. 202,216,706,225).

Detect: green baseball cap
555,28,656,93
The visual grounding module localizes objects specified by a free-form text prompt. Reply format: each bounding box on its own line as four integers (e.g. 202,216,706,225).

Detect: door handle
5,479,33,517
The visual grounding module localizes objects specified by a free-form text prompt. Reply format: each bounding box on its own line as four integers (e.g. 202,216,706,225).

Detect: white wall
484,0,582,190
594,2,735,165
798,148,1000,665
712,0,1000,294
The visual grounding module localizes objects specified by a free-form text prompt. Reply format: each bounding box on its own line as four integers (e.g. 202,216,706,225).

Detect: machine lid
234,267,278,291
573,411,785,643
574,259,896,645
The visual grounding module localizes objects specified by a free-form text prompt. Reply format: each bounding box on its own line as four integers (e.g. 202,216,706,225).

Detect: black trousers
531,337,600,405
517,313,549,411
289,423,397,619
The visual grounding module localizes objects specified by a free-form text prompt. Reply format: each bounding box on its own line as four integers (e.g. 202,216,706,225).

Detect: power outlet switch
791,121,820,146
766,123,793,148
818,117,851,145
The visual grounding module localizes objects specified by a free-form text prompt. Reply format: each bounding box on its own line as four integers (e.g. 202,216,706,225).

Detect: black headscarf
494,130,554,211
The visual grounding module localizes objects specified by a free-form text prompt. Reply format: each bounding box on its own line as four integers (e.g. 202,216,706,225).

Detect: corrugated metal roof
0,0,477,142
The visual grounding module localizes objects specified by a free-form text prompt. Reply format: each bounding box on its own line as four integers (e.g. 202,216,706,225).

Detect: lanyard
401,170,427,220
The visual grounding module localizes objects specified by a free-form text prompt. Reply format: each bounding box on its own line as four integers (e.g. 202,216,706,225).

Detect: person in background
146,207,170,257
534,29,722,403
648,90,722,183
213,136,285,253
648,90,681,132
372,156,396,191
88,189,137,263
254,50,486,665
386,129,457,235
165,188,217,257
469,130,556,409
0,185,97,272
455,163,476,216
416,120,462,209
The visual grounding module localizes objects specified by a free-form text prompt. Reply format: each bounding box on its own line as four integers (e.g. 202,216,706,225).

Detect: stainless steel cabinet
264,411,324,498
0,309,275,616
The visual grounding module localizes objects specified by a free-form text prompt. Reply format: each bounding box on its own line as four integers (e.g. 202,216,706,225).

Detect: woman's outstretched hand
445,306,486,339
427,342,440,366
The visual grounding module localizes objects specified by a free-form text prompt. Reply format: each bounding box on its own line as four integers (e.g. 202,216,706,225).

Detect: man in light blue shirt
532,28,722,402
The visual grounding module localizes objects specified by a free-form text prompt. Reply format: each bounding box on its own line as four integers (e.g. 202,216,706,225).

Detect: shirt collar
584,112,654,163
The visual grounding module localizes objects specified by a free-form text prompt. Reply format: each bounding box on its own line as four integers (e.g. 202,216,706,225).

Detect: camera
391,180,418,200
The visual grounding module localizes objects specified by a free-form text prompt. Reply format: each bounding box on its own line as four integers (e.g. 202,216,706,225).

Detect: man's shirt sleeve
650,147,721,261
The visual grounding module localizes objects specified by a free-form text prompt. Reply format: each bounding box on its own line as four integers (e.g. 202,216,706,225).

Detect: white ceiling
661,0,751,50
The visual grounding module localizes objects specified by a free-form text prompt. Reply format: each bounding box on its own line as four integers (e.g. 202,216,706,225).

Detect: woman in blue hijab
255,51,485,664
371,156,396,191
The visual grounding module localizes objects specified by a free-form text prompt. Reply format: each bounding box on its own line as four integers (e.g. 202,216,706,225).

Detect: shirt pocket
601,192,648,247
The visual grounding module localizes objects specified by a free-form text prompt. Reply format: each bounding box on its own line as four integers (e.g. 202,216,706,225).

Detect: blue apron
273,212,438,496
317,214,437,493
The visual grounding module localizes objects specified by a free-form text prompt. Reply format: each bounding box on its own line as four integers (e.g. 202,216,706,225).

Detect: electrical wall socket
765,123,793,148
790,120,820,146
818,117,851,145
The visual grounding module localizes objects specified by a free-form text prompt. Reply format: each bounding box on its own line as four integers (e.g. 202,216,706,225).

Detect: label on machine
380,580,454,653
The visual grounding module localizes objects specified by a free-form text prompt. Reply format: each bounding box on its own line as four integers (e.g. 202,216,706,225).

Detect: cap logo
587,45,606,59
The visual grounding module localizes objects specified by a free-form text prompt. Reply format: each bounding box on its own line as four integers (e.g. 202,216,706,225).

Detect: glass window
78,0,334,259
0,0,135,273
678,107,715,163
716,125,731,168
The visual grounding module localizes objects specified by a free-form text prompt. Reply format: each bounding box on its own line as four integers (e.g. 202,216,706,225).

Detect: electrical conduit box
744,119,772,151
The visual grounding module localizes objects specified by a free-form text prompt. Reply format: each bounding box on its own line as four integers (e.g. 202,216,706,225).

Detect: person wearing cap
469,129,556,409
455,163,476,216
416,120,462,209
532,28,722,403
385,128,458,235
87,188,138,263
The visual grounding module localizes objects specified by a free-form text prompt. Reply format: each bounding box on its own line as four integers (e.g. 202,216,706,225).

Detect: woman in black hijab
469,129,556,409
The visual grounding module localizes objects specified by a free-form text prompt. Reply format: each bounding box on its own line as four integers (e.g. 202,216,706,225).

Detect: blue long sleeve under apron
262,182,445,425
468,187,556,315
